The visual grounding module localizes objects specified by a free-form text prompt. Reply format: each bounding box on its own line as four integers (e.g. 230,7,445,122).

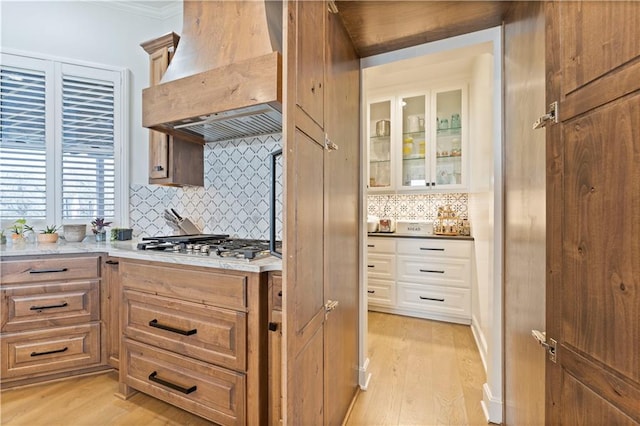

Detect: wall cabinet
0,254,109,388
367,237,472,324
118,259,267,426
141,32,204,187
367,86,467,192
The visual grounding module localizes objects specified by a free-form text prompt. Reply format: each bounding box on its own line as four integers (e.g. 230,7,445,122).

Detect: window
0,52,128,228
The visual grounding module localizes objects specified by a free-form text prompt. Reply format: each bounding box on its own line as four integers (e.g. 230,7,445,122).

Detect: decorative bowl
63,224,87,242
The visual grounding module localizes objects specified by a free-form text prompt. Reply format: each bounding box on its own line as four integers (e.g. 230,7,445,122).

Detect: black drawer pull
419,296,445,302
268,322,279,332
367,265,375,268
31,347,68,357
419,269,445,274
420,248,445,251
367,244,375,248
148,319,197,336
30,302,68,311
367,290,375,294
29,268,68,274
277,290,282,297
148,371,197,394
105,260,119,265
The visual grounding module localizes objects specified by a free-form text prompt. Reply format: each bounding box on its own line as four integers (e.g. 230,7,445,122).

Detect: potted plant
10,218,33,242
110,227,133,241
0,229,5,245
91,217,112,242
37,225,60,243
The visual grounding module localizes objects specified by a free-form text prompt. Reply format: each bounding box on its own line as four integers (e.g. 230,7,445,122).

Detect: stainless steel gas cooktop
137,234,280,261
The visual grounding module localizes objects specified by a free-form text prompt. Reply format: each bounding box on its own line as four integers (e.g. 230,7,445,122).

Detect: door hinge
325,134,339,151
532,101,558,129
324,300,339,318
532,329,557,363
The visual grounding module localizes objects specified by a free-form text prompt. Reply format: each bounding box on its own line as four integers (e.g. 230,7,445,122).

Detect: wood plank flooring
1,312,486,425
345,312,487,426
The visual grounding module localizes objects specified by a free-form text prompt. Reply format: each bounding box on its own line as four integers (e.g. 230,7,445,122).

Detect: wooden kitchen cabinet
141,32,204,187
267,271,282,425
102,256,120,369
367,237,473,324
117,259,268,426
0,254,109,389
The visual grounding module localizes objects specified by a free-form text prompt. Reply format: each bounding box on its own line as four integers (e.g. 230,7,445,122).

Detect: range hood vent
142,1,283,144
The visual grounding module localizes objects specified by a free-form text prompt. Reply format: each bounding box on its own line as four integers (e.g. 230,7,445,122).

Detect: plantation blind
61,74,115,219
0,66,48,219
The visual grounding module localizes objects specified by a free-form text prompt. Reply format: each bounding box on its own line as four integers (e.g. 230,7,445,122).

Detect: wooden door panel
561,1,640,93
296,0,325,127
547,1,640,423
290,326,324,425
560,373,637,426
562,96,640,382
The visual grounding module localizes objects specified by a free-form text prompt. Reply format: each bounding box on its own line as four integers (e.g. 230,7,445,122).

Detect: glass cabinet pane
400,95,427,188
435,89,462,186
369,100,392,189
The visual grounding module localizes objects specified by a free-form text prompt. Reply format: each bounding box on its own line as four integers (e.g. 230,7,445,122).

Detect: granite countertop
367,232,474,241
0,239,282,273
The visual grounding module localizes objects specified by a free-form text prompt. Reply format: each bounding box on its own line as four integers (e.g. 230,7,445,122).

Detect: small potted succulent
10,218,33,242
110,227,133,241
91,217,112,242
37,225,60,244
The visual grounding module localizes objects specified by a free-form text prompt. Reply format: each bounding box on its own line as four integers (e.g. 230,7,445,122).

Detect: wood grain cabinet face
0,254,106,388
141,32,204,187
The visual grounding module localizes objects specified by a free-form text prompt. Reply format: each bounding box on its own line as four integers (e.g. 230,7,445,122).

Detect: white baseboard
471,314,488,374
358,357,371,390
482,382,503,424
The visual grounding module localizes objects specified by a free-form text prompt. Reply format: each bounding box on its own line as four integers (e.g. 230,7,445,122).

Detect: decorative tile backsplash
130,134,283,239
367,193,468,221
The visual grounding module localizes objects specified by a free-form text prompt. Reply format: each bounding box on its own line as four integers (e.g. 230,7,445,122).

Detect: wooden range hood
142,1,283,144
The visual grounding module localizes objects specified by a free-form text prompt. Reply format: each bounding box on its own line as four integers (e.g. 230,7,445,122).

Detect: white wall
0,1,182,184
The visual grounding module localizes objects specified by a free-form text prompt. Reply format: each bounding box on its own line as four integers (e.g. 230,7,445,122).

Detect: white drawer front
366,254,395,280
397,257,470,288
366,238,396,254
397,283,470,318
396,239,471,259
367,279,395,307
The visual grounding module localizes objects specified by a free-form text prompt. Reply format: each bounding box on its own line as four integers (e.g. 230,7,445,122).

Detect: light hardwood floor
345,312,487,426
1,312,486,426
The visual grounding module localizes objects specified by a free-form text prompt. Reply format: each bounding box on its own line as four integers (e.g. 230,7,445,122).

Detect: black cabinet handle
154,165,164,171
29,268,68,274
277,290,282,297
367,265,375,268
105,260,119,265
419,269,445,274
268,322,279,332
30,302,68,311
148,371,197,394
31,347,68,357
148,319,197,336
420,247,445,251
419,296,445,302
367,244,375,248
367,290,375,294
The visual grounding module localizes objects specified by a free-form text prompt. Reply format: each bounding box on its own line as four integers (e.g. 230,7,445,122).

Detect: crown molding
95,1,182,20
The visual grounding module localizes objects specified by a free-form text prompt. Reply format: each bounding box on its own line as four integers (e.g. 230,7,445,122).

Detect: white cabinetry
367,86,467,193
367,236,472,324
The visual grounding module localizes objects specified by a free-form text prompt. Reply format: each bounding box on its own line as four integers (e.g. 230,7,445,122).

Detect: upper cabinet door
368,98,393,191
296,0,325,128
432,87,466,190
399,93,429,190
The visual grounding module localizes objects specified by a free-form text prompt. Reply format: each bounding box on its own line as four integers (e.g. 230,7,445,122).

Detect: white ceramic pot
63,224,87,242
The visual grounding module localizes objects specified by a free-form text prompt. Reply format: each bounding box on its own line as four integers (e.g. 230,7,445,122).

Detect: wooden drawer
397,283,470,319
396,239,472,259
367,279,395,307
2,280,99,333
120,260,247,310
397,257,470,288
123,290,247,371
1,323,101,380
366,237,395,254
366,254,395,280
1,255,100,284
123,338,245,426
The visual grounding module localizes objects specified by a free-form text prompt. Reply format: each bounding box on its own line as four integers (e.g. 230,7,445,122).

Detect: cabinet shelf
370,159,391,164
370,135,391,140
402,155,426,161
436,126,461,136
402,131,426,138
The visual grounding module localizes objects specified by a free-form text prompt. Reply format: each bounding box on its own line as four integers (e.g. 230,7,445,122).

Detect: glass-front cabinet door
368,99,392,190
399,94,429,190
433,88,464,189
